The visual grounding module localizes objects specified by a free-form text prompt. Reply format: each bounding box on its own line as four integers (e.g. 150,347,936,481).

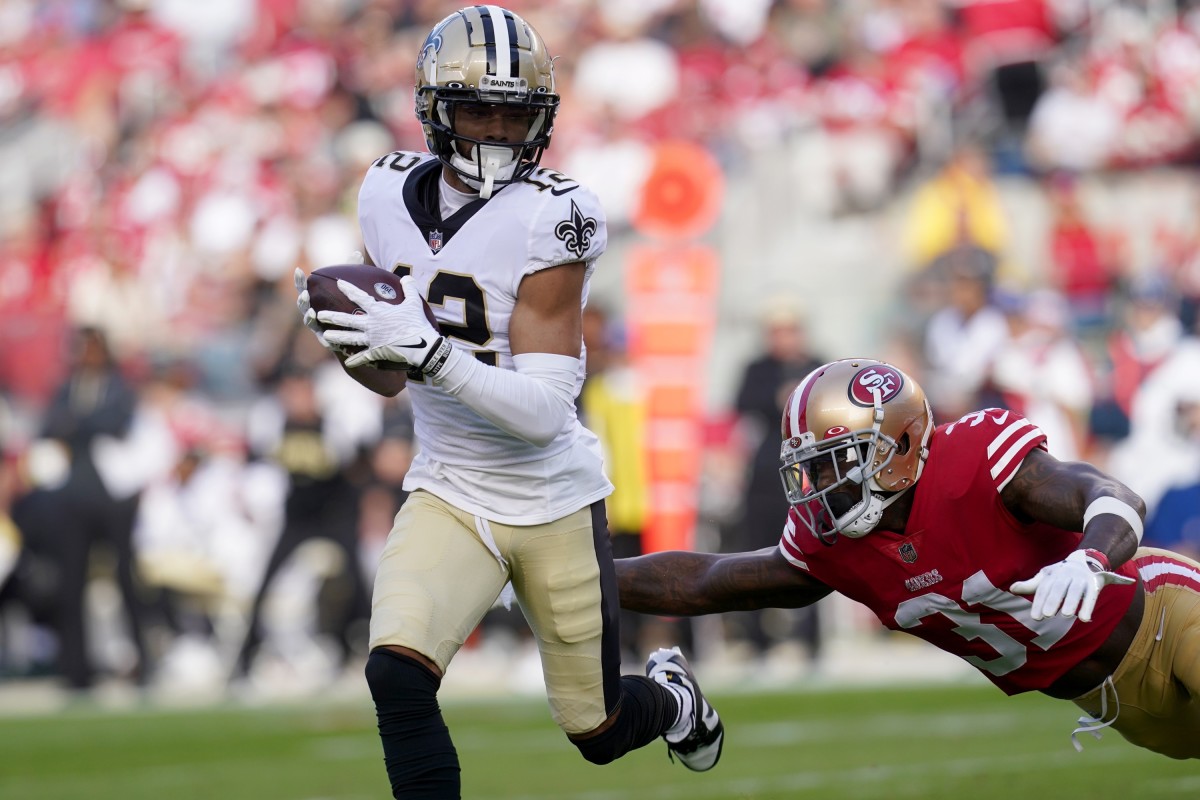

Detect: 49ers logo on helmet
849,366,904,407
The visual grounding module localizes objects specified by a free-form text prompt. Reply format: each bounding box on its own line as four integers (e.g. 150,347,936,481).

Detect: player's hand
295,267,340,352
1010,549,1135,622
320,275,446,371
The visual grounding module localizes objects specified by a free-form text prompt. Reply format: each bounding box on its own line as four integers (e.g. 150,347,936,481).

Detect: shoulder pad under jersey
936,409,1048,494
365,150,437,182
516,167,608,269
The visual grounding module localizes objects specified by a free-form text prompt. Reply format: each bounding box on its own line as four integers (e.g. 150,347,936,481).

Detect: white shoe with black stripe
645,647,724,771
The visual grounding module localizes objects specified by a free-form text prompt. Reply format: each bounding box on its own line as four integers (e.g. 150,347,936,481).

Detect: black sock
365,649,460,799
571,675,679,764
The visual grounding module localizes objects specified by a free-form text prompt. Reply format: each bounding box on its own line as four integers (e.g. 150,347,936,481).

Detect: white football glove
294,267,339,352
1010,549,1135,623
319,275,450,373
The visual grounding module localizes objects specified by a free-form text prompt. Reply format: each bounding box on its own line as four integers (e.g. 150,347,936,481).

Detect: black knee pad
365,649,460,799
571,675,677,765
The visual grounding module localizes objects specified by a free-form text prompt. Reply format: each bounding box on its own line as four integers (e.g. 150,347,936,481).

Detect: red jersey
779,409,1138,695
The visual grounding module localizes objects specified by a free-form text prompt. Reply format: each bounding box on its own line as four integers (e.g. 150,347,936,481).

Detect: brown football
307,264,440,383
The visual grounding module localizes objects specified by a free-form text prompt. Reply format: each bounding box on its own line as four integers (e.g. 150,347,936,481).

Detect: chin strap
450,144,517,199
838,484,912,538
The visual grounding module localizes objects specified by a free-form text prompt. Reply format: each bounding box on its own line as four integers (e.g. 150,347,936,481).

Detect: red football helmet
780,359,934,543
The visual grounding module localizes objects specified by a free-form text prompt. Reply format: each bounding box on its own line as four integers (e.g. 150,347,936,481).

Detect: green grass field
0,682,1194,800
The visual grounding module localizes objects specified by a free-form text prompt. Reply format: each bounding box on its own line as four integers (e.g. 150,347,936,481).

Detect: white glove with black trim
1010,549,1135,622
319,275,452,374
295,267,340,352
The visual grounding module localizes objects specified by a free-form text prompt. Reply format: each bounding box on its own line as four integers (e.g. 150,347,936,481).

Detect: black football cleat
645,646,724,771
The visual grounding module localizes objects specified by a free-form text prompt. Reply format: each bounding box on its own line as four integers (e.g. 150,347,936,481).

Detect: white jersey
357,151,613,525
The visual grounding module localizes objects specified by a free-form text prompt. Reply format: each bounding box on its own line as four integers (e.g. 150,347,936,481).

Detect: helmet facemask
781,425,911,545
418,88,557,197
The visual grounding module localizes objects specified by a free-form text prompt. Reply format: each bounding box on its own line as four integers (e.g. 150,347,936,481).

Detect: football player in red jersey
616,358,1200,759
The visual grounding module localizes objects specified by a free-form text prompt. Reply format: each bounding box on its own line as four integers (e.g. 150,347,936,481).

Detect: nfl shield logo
428,228,444,253
899,542,918,563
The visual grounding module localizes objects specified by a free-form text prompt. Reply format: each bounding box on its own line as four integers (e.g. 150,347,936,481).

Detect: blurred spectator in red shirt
1044,173,1116,331
1090,10,1196,170
0,209,66,407
955,0,1060,75
888,0,966,100
637,5,724,145
1109,71,1193,170
101,0,186,126
955,0,1063,137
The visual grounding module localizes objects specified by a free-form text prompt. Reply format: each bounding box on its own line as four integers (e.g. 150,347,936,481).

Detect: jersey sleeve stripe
989,426,1044,482
779,540,809,570
986,418,1034,458
779,515,809,570
994,458,1025,492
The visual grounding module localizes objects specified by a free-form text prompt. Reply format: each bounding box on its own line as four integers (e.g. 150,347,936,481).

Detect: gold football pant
369,490,621,735
1073,547,1200,759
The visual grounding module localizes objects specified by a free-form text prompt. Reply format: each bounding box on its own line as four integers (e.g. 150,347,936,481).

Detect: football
307,264,440,385
307,264,439,329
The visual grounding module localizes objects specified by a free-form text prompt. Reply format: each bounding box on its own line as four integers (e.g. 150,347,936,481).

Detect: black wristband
420,337,452,377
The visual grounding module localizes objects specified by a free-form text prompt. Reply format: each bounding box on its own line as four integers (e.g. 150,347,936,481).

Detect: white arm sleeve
431,349,579,447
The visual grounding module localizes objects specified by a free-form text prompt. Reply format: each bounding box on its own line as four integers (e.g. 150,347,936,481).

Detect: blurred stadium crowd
0,0,1199,698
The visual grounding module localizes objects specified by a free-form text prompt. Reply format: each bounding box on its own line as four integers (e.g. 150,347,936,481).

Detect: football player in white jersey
294,6,722,797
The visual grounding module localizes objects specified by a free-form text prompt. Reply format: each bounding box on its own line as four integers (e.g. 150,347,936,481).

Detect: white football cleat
645,646,724,772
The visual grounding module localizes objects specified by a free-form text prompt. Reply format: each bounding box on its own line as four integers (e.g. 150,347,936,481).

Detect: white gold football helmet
415,5,558,198
780,359,934,543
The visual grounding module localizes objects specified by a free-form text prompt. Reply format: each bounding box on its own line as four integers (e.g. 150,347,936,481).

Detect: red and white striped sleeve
983,414,1047,492
778,510,810,571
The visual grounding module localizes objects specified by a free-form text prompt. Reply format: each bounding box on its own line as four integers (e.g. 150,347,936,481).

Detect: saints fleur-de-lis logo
555,200,597,259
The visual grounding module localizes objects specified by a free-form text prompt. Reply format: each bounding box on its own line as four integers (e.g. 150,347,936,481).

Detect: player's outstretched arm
1005,448,1143,621
615,547,833,616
